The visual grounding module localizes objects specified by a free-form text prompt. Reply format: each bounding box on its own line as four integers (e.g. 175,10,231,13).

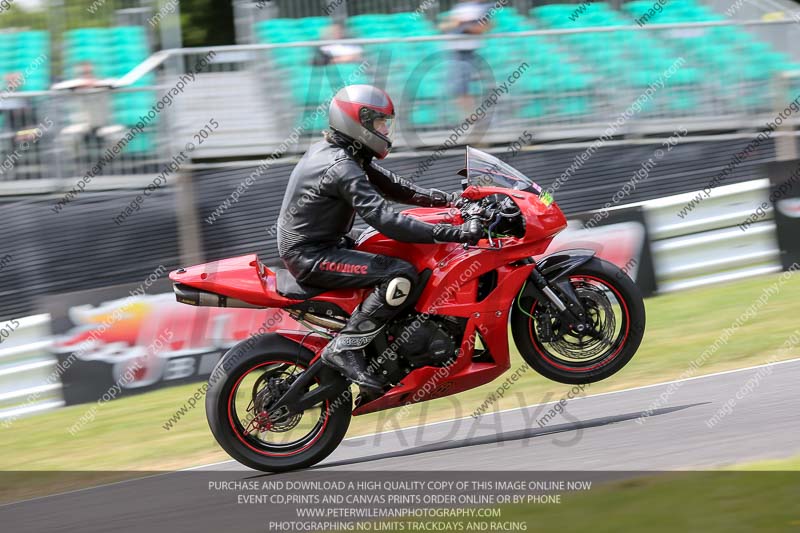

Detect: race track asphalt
3,358,799,532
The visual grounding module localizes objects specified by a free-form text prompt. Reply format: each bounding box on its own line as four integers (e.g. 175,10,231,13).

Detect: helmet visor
360,107,395,144
373,116,395,142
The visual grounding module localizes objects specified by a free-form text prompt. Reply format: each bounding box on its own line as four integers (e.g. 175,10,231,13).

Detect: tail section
169,254,284,308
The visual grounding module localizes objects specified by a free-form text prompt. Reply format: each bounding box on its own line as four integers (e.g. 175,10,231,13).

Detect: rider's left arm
366,161,452,208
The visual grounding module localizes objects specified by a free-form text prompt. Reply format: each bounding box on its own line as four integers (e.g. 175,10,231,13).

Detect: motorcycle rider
277,84,482,391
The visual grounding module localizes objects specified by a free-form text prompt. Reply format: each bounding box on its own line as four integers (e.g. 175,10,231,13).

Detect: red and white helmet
329,84,396,159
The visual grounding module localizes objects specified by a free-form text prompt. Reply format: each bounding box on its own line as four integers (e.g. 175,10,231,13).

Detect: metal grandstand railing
0,86,172,182
247,0,462,20
2,18,800,177
244,0,570,20
110,18,800,160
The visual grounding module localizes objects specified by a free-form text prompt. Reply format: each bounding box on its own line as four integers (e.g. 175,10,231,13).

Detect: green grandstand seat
68,28,107,44
531,4,577,19
260,18,296,30
15,31,48,48
519,73,547,94
251,4,796,127
521,97,548,118
121,131,155,154
0,31,51,92
287,67,311,104
297,107,328,132
621,1,652,12
263,29,299,43
61,25,154,148
410,103,439,127
302,70,329,105
305,16,330,27
411,74,445,99
665,67,700,111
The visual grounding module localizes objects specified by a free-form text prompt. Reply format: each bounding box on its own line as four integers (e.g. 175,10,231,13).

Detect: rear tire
206,346,351,472
511,257,645,384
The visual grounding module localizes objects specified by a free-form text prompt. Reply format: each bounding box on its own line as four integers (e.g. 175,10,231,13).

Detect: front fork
525,266,590,333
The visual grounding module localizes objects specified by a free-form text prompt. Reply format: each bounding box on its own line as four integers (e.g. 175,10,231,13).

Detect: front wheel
206,346,351,472
511,257,646,384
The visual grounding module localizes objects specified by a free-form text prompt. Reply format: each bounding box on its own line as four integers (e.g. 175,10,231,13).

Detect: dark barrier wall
767,159,800,271
195,137,776,266
0,191,181,321
0,137,777,320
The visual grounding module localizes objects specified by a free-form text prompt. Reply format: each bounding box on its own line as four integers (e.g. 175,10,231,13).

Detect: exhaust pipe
287,310,346,331
173,283,264,309
174,284,346,331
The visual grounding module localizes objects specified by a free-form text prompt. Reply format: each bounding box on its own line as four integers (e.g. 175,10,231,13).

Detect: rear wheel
511,257,645,384
206,348,351,472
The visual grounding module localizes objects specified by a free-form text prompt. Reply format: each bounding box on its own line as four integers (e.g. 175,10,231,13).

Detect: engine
386,315,463,368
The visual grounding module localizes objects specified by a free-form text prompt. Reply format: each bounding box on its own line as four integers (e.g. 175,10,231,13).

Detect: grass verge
1,272,799,499
377,455,800,533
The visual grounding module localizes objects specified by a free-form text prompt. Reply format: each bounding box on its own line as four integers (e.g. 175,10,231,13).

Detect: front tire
206,346,351,472
511,257,646,384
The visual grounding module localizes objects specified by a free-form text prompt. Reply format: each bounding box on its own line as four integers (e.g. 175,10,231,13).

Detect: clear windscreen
459,146,540,193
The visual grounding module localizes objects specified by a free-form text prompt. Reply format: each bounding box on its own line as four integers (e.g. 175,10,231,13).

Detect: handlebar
455,194,524,248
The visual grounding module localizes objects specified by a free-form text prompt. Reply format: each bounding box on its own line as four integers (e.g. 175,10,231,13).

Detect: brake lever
462,241,504,251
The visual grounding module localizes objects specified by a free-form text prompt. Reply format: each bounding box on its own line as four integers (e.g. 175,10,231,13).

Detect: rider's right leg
282,247,419,391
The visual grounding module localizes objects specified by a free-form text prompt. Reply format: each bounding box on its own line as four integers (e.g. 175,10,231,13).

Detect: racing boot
320,276,415,391
320,346,383,392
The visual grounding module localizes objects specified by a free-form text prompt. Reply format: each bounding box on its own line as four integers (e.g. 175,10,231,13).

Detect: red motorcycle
170,147,645,472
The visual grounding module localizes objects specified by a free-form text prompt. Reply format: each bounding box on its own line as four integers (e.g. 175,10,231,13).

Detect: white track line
192,355,800,468
334,355,800,442
4,356,799,509
0,471,180,510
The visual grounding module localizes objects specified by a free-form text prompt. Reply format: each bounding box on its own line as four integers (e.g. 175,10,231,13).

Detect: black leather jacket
277,133,449,258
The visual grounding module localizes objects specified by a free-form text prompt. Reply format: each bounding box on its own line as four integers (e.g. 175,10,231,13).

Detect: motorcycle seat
275,268,327,300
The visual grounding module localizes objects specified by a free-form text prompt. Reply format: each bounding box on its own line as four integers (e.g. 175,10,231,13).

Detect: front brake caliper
535,305,558,343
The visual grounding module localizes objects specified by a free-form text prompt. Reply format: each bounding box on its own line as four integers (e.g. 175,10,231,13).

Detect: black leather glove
432,218,483,245
429,189,459,207
429,189,448,207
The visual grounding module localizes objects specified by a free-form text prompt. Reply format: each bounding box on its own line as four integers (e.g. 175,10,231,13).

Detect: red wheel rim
226,359,331,457
527,275,631,373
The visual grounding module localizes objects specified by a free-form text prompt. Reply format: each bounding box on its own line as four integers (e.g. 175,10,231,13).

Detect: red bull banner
49,285,296,406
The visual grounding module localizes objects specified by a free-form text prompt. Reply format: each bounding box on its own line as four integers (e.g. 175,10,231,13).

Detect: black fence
0,136,778,321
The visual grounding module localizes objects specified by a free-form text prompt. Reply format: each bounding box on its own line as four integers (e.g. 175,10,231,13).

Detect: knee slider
385,276,413,307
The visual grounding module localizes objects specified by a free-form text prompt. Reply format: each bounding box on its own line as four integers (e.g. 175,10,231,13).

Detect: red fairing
172,185,570,415
352,264,535,415
350,187,566,414
462,185,567,244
